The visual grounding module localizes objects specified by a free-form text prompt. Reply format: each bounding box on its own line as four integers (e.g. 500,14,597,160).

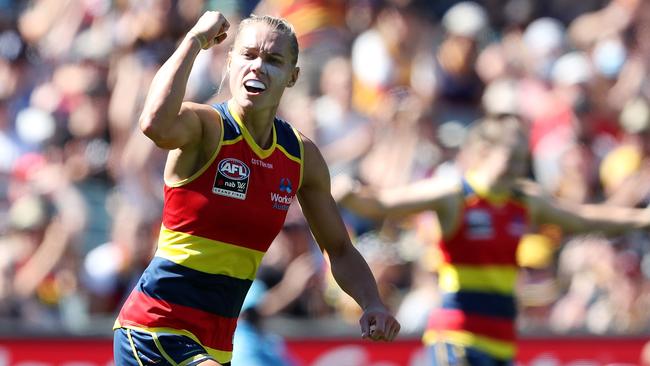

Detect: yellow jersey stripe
438,264,518,295
156,226,264,280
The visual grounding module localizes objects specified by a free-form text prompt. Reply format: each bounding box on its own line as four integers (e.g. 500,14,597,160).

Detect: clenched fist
188,11,230,50
360,305,401,342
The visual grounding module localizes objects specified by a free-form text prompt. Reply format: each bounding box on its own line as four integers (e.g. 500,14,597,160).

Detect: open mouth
244,79,267,94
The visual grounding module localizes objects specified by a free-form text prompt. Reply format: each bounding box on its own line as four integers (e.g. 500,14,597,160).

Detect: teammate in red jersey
336,116,650,365
113,10,400,366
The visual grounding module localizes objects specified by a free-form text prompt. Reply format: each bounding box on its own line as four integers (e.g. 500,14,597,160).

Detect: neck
466,169,512,196
228,100,277,149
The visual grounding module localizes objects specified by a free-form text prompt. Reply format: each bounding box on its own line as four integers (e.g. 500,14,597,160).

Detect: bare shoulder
181,101,223,152
513,178,556,222
297,133,330,190
297,133,327,172
182,102,222,128
298,133,321,160
163,102,224,183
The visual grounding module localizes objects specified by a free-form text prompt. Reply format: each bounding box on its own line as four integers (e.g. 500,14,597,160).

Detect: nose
249,56,265,74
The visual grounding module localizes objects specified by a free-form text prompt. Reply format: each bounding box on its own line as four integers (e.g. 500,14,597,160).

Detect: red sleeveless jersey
423,177,529,361
115,102,304,363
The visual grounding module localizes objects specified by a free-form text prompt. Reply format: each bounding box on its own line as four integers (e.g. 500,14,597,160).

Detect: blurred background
1,0,650,365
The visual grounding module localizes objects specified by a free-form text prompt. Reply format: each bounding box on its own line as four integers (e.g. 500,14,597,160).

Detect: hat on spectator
0,30,23,61
551,51,593,86
8,194,50,231
442,1,488,38
619,97,650,134
482,78,519,116
438,120,467,149
11,152,46,182
15,107,56,146
592,37,626,78
523,17,565,57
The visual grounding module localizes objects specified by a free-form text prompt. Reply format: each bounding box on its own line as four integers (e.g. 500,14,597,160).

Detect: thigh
114,328,217,366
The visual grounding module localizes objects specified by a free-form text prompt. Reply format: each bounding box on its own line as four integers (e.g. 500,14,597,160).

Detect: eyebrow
241,46,285,59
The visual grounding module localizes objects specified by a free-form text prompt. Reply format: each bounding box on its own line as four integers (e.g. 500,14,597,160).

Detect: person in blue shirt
232,280,296,366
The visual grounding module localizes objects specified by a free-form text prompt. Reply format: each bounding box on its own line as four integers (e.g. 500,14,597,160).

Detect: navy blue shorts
427,342,513,366
113,328,230,366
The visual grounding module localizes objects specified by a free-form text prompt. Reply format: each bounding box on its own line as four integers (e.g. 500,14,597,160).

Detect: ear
287,67,300,87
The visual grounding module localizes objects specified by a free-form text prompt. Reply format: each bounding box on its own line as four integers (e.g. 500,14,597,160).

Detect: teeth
244,80,266,90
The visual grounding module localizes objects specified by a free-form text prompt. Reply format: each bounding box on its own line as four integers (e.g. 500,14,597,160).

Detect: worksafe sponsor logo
271,178,294,210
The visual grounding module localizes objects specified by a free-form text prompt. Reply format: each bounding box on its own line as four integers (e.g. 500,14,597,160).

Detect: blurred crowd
1,0,650,339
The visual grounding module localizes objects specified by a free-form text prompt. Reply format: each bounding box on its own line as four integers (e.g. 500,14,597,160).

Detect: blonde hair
462,116,526,150
458,116,527,168
237,14,299,66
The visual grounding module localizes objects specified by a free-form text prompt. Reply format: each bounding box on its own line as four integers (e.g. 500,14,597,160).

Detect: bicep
298,140,351,256
142,102,205,150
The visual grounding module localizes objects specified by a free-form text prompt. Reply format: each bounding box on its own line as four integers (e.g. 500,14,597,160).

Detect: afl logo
218,158,250,180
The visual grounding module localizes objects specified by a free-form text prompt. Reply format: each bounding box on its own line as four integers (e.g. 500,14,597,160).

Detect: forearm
564,204,650,235
341,188,436,220
139,35,201,136
605,175,650,207
300,140,400,341
322,128,372,164
329,244,384,311
339,187,389,220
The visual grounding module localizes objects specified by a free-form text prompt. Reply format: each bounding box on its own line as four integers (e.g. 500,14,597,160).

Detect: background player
336,115,650,365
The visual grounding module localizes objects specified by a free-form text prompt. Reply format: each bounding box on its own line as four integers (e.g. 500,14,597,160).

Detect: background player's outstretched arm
297,138,400,341
521,179,650,235
333,174,461,228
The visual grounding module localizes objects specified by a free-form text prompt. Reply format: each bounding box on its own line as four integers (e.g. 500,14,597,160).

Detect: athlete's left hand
360,305,401,341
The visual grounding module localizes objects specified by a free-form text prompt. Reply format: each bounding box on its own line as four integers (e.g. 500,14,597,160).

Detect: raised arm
297,137,400,341
138,11,230,150
522,180,650,235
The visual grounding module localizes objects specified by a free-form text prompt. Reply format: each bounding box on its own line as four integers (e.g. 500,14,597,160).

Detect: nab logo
218,158,250,180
